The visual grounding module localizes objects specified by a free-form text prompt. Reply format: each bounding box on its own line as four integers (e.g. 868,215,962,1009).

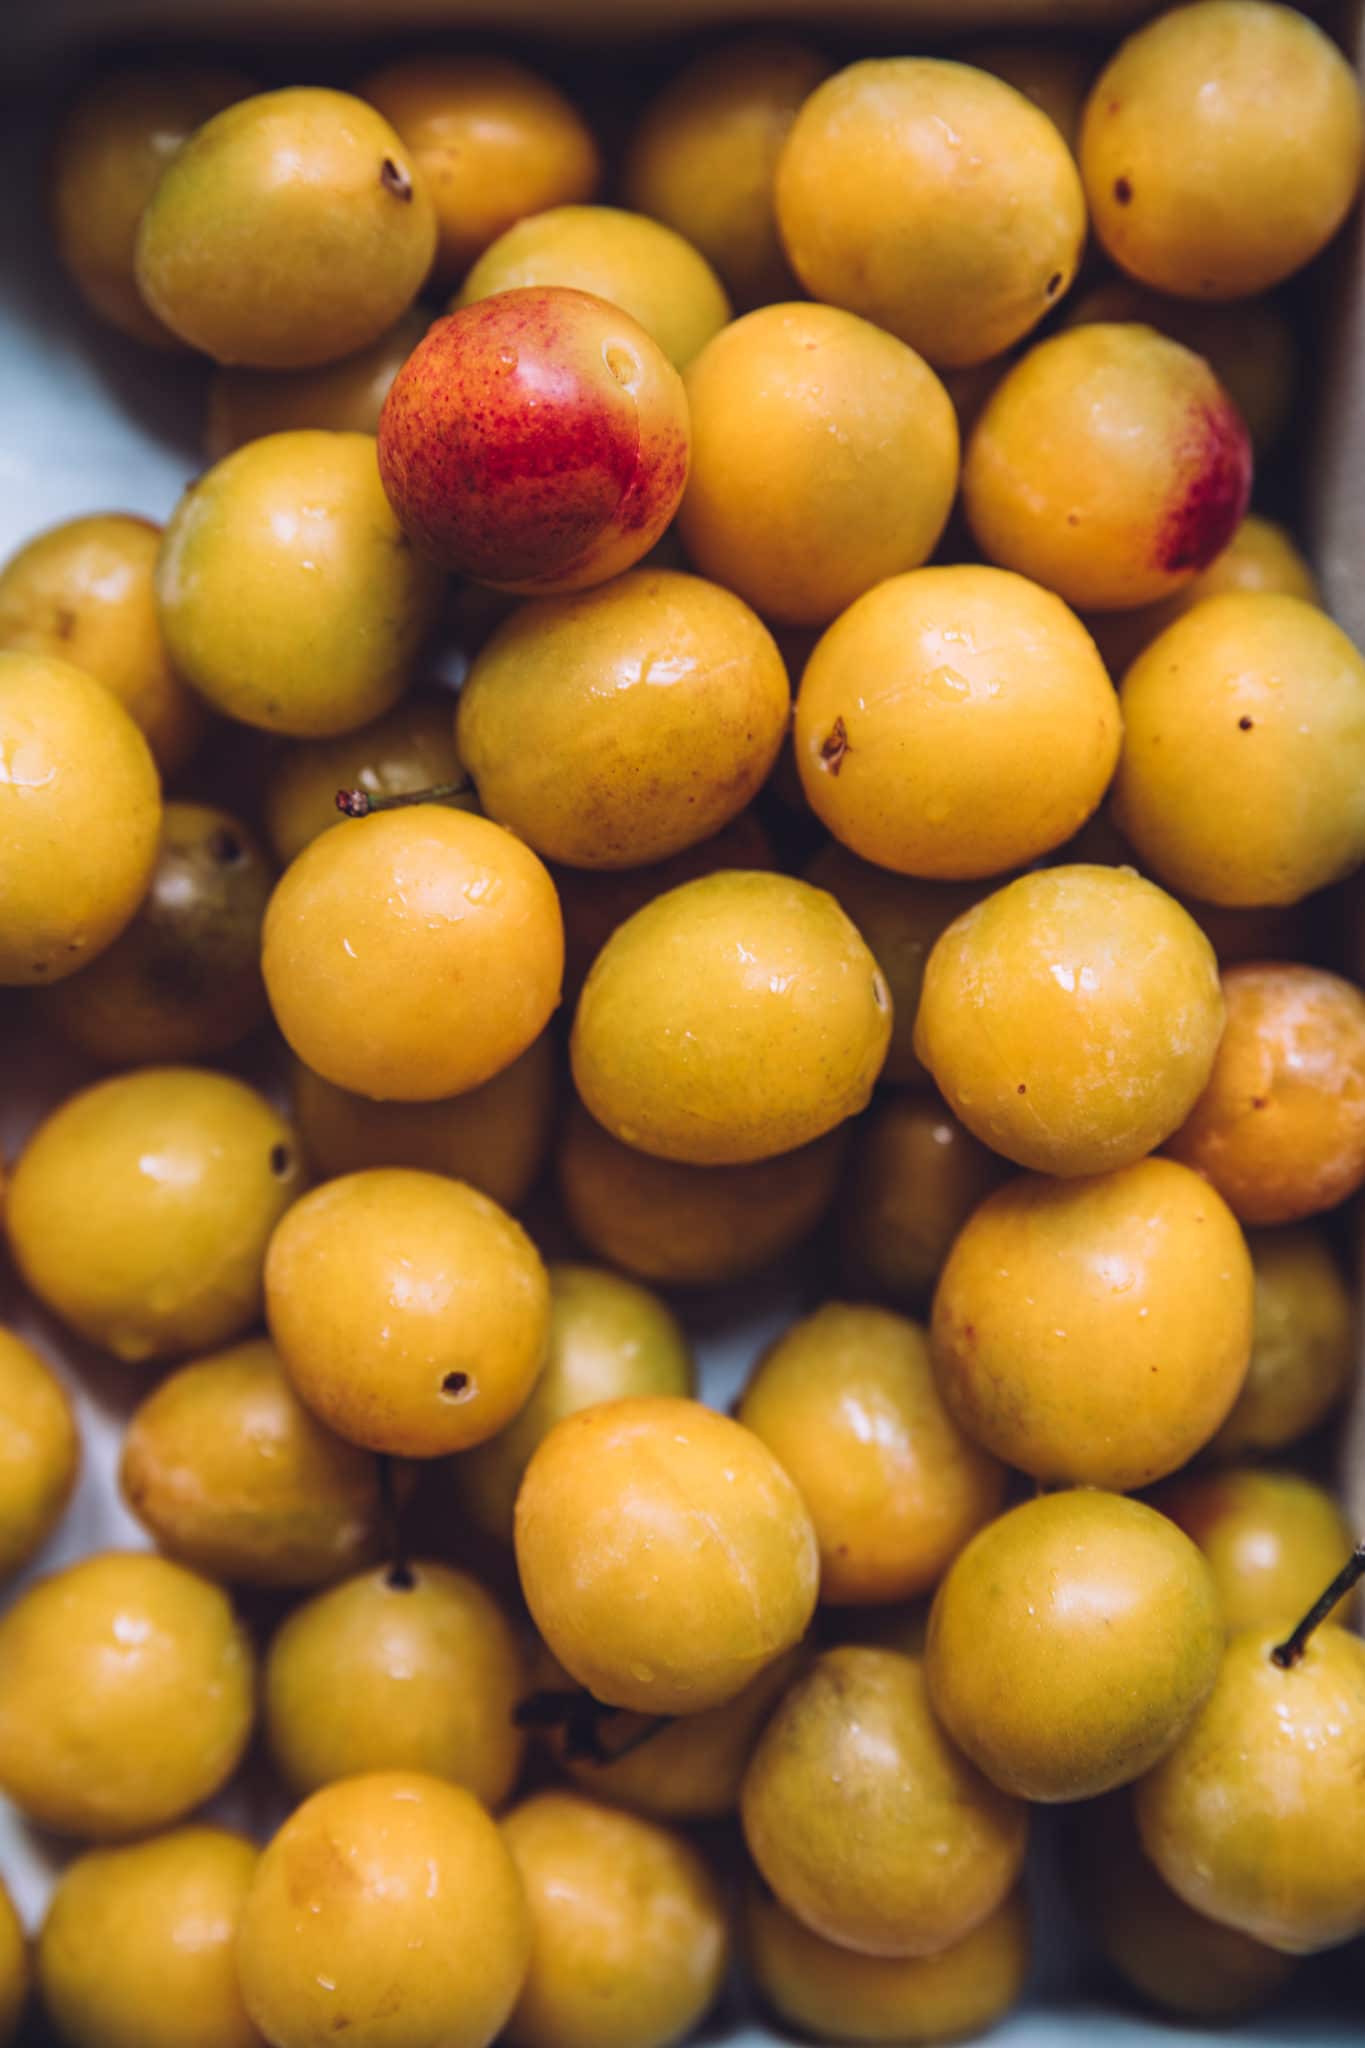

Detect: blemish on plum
440,1370,471,1398
820,717,849,774
209,827,244,865
1239,715,1254,731
269,1143,293,1178
1045,273,1063,298
380,157,413,201
1114,176,1133,204
1156,399,1252,575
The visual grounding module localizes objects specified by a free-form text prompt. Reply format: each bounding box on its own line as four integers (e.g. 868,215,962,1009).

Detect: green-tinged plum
741,1647,1028,1956
119,1336,385,1588
135,87,436,366
926,1490,1222,1802
155,431,444,738
38,802,271,1067
1137,1618,1365,1954
1212,1227,1355,1457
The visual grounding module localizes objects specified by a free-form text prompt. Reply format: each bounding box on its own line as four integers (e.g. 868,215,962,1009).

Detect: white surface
1,64,1363,2048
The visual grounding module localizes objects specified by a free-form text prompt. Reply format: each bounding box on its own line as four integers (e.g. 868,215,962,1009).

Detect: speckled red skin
1158,395,1253,575
378,286,690,592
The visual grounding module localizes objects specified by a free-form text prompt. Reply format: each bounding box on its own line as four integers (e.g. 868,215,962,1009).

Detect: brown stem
378,1455,414,1591
1271,1542,1365,1667
512,1686,674,1765
335,779,471,819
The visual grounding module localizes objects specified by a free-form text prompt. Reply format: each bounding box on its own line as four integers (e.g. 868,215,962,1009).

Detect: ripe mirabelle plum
135,87,437,366
0,650,160,987
557,1102,846,1288
914,865,1224,1177
1166,963,1365,1224
1113,594,1365,907
739,1304,1005,1605
926,1490,1222,1802
262,806,563,1102
37,802,272,1067
0,513,204,773
741,1647,1028,1957
1158,1469,1356,1636
515,1396,818,1715
0,1551,255,1839
457,569,788,869
500,1792,729,2048
678,304,958,626
265,1168,549,1458
1081,0,1364,299
37,1829,261,2048
745,1881,1030,2045
237,1773,531,2048
571,872,891,1165
931,1157,1253,1490
964,323,1251,610
793,566,1119,878
776,59,1085,368
361,55,600,287
1211,1228,1355,1458
456,205,730,371
7,1067,303,1365
50,63,250,347
265,1562,527,1805
155,430,444,737
623,38,829,309
119,1337,385,1588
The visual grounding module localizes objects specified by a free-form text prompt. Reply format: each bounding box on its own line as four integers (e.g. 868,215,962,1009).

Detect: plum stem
1271,1542,1365,1667
512,1686,674,1764
335,780,470,819
378,1455,414,1591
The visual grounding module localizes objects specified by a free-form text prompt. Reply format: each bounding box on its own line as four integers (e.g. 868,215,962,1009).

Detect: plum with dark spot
1080,0,1364,300
1114,594,1365,907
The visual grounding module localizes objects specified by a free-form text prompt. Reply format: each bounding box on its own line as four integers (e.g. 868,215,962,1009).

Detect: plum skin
378,285,690,592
